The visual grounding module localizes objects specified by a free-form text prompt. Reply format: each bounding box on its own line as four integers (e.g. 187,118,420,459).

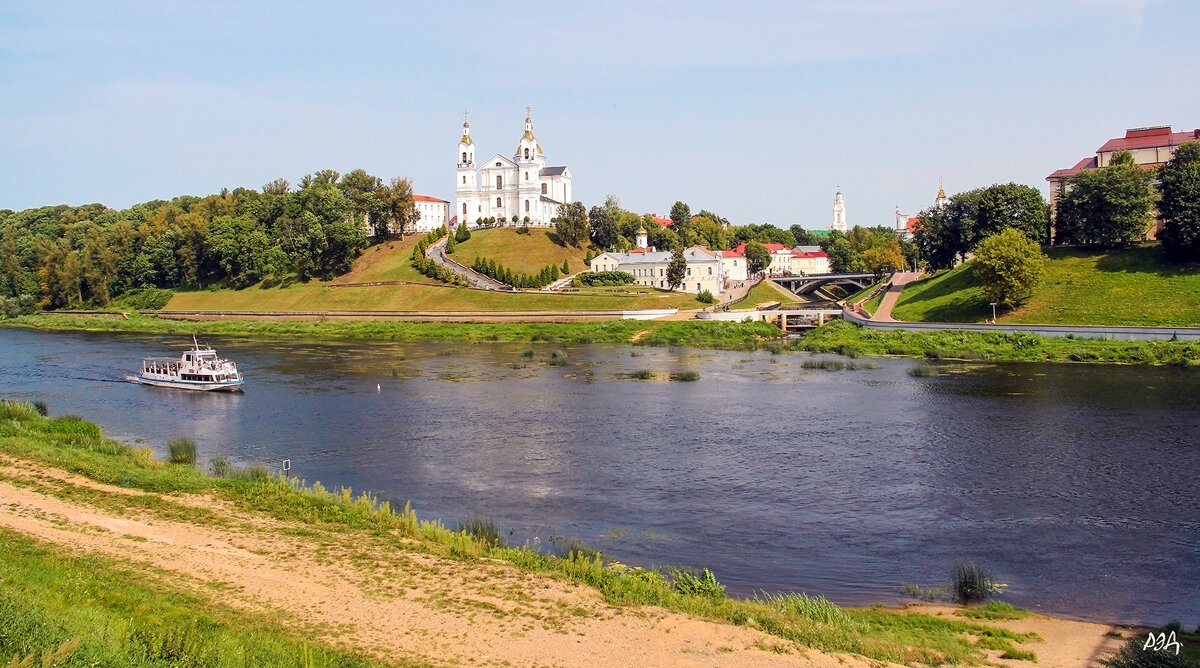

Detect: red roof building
1046,126,1199,240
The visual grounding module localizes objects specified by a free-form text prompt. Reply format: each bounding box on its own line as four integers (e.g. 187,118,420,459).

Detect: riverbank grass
798,320,1200,365
2,312,783,351
0,399,1047,666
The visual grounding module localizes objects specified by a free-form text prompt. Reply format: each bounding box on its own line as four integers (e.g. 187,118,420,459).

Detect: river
0,327,1196,627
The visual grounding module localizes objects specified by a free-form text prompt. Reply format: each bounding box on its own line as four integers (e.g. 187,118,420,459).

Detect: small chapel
455,110,573,228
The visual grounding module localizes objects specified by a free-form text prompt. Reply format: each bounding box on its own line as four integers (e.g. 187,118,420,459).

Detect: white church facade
455,110,573,228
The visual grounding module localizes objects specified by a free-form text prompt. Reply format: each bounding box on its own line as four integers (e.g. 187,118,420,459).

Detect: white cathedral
455,110,573,228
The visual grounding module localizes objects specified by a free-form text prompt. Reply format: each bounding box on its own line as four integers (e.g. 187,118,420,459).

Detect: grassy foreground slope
0,400,1070,666
892,244,1200,326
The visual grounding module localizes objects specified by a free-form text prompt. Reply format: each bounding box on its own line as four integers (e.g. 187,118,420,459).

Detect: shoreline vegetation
1,400,1167,667
5,312,1200,366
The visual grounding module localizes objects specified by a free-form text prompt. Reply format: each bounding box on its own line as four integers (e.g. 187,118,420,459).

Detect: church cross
525,105,532,117
463,110,469,123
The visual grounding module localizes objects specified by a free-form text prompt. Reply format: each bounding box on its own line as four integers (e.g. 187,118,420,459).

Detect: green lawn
166,281,701,312
332,235,430,284
454,227,589,275
892,244,1200,326
745,281,802,306
890,265,988,322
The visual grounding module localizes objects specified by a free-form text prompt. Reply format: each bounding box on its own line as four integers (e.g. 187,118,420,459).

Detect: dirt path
0,458,869,668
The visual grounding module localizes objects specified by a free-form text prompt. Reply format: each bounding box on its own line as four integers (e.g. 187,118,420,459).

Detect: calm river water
1,327,1197,626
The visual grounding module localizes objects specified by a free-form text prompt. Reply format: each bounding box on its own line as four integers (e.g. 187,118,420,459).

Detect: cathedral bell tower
456,112,478,226
515,107,544,224
935,177,948,211
832,190,847,232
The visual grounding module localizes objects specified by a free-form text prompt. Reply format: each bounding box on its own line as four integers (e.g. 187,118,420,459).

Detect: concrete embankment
143,308,678,323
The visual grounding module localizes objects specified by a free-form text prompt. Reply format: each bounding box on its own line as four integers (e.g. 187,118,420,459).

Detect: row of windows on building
629,266,714,278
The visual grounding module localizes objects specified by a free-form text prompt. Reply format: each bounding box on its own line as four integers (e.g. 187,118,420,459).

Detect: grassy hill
330,235,431,284
165,235,707,312
455,227,589,275
891,244,1200,326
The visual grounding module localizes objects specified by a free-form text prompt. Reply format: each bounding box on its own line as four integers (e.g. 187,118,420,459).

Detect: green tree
588,195,622,249
790,225,819,247
744,241,771,276
973,227,1047,307
454,221,471,243
824,237,863,273
1158,141,1200,261
377,176,419,238
666,247,687,290
669,201,691,231
444,233,456,254
561,259,569,274
553,201,589,247
862,238,906,276
1056,150,1157,246
915,184,1047,268
262,178,290,195
339,169,384,237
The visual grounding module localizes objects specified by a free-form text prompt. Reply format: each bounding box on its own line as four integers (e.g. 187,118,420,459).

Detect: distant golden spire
937,176,946,200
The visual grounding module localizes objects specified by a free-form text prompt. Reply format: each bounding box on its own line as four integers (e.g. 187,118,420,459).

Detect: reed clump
908,364,941,377
167,438,196,465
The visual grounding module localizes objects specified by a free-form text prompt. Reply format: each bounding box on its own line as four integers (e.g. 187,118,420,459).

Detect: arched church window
462,203,467,215
524,171,528,181
540,183,547,195
462,152,466,163
525,200,530,212
496,175,502,189
496,197,502,207
524,148,530,159
462,175,466,184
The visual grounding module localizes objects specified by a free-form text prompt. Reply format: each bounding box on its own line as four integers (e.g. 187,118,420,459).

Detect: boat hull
135,375,244,392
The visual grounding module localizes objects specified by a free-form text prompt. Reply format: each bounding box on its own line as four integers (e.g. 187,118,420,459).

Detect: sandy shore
0,454,1133,667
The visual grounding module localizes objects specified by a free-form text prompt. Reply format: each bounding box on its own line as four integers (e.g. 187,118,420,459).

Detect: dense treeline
0,169,420,312
913,183,1048,270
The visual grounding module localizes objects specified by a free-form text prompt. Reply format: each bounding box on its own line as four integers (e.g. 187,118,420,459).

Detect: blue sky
2,1,1196,229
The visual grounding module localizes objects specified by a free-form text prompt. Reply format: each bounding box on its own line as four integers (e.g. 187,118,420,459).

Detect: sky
1,0,1197,230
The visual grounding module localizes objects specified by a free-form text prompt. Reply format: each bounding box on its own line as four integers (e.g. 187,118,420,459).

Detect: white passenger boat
135,337,244,392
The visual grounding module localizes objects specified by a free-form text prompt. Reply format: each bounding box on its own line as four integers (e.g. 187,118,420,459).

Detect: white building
455,110,573,228
727,242,830,277
832,191,847,232
590,228,723,295
412,195,449,232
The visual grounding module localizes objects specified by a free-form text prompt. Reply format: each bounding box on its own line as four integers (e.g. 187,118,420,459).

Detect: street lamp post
989,302,997,324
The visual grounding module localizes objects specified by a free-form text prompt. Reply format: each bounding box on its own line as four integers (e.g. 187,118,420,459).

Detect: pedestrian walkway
869,271,921,322
427,238,508,290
